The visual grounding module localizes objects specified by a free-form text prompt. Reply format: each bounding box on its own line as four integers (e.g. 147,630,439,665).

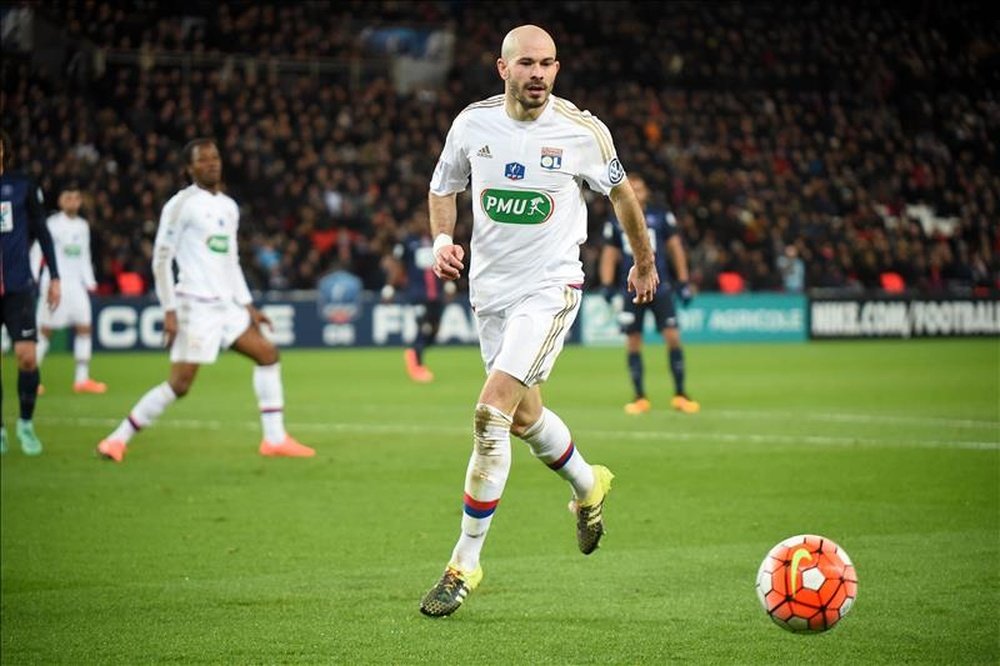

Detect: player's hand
163,310,178,348
433,244,465,281
676,281,694,307
46,279,61,311
250,306,273,332
626,262,659,304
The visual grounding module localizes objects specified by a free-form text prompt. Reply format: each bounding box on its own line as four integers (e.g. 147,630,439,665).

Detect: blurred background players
31,185,107,394
95,138,313,462
383,211,446,383
600,174,699,415
0,130,60,455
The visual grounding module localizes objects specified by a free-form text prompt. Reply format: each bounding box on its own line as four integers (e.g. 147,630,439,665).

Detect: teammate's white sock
450,403,513,571
253,363,286,444
109,381,178,444
519,407,595,499
73,334,92,383
35,335,50,367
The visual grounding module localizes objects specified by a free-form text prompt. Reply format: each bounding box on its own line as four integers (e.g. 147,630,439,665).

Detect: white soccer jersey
153,184,252,310
32,211,97,296
430,93,626,312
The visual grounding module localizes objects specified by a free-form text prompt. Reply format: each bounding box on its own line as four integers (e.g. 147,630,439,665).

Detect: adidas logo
476,145,492,158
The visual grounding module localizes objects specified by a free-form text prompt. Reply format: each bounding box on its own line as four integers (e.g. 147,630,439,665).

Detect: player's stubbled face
508,54,558,109
190,143,223,188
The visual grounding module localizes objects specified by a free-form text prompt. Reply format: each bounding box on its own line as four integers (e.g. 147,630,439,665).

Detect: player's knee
169,376,195,397
257,344,279,366
14,346,37,370
473,403,511,455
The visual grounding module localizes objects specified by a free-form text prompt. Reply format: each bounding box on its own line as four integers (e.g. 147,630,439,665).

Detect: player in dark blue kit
386,213,447,383
599,173,699,415
0,130,61,454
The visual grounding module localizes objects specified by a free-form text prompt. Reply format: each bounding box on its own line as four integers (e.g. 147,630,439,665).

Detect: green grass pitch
2,339,998,664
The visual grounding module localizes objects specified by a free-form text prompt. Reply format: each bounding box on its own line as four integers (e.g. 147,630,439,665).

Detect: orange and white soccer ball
755,534,858,633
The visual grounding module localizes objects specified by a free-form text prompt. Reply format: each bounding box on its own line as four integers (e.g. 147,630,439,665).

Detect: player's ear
497,58,509,80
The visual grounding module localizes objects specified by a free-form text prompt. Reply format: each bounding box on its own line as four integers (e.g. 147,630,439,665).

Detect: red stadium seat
880,272,905,293
718,272,745,294
117,272,145,295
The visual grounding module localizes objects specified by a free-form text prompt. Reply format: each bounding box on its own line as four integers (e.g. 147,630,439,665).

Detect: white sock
73,334,92,383
450,403,513,571
109,381,177,444
253,363,286,444
36,335,50,367
519,407,595,499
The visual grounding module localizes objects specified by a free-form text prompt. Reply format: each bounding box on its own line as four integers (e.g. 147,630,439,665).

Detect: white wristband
432,233,454,257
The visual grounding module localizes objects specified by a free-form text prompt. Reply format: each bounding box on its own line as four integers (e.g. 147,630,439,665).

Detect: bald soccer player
419,24,659,617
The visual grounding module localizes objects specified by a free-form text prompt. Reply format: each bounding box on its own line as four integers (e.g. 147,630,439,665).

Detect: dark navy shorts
618,288,677,334
1,289,39,342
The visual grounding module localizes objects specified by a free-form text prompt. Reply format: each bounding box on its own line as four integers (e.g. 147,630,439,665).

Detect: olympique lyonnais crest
540,147,563,170
505,162,526,181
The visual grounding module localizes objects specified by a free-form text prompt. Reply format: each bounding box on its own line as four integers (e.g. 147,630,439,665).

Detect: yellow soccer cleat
571,465,615,555
419,562,484,617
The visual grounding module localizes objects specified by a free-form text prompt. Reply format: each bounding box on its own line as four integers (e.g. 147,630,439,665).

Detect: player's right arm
428,113,471,281
609,179,658,303
152,195,183,347
428,193,463,280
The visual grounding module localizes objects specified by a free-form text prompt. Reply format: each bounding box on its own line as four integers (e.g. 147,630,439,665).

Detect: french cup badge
505,162,526,180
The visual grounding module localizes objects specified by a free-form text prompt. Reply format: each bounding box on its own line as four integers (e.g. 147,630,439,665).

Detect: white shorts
170,296,251,364
37,285,92,329
476,284,582,387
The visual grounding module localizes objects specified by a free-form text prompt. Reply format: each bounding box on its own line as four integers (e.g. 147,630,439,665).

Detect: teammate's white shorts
37,285,92,329
476,284,582,387
170,296,251,364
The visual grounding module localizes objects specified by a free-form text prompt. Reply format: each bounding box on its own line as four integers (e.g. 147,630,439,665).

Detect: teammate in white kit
419,25,659,617
31,185,107,394
96,139,314,462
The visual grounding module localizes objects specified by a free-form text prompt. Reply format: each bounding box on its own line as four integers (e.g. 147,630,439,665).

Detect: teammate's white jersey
430,93,626,312
32,211,97,295
153,184,252,310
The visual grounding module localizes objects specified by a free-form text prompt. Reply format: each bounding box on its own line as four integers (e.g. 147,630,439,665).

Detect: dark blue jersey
1,171,58,295
603,207,678,292
393,233,441,302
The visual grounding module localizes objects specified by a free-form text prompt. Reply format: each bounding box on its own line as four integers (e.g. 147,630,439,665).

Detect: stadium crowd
3,0,997,296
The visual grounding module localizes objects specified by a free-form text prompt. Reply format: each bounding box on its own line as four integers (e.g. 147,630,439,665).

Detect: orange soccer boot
259,434,316,458
74,379,108,394
670,394,701,414
404,349,434,383
96,438,127,462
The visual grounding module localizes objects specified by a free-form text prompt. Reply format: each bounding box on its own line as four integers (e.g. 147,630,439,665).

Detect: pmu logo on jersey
540,147,563,170
481,189,553,225
504,162,526,181
206,234,230,253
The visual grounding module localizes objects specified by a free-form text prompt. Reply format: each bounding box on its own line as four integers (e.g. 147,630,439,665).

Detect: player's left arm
27,182,60,309
82,222,98,291
666,232,693,305
230,208,269,331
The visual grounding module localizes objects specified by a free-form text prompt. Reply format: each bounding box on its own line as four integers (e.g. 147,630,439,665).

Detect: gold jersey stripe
525,287,580,384
463,95,505,112
553,99,614,162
